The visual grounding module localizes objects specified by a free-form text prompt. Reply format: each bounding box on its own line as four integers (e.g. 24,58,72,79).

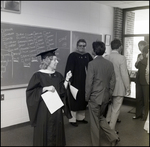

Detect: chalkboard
72,31,102,55
1,23,70,89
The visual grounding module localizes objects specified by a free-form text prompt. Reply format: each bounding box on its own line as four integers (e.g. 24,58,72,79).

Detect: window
124,9,149,35
123,7,149,98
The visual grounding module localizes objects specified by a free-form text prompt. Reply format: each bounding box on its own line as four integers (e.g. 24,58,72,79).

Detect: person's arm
64,71,72,89
145,52,149,85
109,67,116,97
26,73,43,126
42,85,55,93
145,69,149,85
120,57,131,96
135,54,143,68
64,53,75,84
140,54,147,65
85,62,94,101
42,71,72,93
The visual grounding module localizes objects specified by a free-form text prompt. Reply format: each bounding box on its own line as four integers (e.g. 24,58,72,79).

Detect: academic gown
65,52,93,111
26,70,71,146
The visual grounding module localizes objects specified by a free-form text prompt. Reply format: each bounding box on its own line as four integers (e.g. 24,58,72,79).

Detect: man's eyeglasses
78,45,86,47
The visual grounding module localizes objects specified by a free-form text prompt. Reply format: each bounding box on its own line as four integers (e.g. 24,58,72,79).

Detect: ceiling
93,1,149,9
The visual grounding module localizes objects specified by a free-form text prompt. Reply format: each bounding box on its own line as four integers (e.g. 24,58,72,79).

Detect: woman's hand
65,70,72,82
43,85,55,93
64,71,72,89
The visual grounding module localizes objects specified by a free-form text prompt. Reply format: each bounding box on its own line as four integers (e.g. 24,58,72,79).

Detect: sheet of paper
41,90,64,114
70,85,78,100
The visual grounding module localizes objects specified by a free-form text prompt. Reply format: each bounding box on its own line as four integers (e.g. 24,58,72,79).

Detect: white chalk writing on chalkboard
1,23,70,89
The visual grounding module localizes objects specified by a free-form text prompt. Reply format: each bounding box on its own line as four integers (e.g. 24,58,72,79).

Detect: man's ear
118,46,122,54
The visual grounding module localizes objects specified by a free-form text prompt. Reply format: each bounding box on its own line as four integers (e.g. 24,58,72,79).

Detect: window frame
122,6,149,51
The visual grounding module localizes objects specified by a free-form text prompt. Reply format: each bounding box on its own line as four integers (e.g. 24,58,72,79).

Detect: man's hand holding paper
69,85,78,100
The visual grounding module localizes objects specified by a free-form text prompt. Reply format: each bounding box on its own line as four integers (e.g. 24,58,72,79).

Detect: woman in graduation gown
26,48,72,146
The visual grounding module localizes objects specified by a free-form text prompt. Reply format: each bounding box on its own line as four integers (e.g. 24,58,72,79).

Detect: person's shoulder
88,59,94,65
55,71,63,78
137,53,142,57
66,52,76,60
102,56,113,65
85,52,93,59
86,52,91,55
120,54,127,60
112,53,124,59
87,52,93,57
104,54,110,58
28,71,41,82
32,71,41,76
68,52,77,57
55,71,62,75
106,60,114,69
113,54,126,63
104,57,113,64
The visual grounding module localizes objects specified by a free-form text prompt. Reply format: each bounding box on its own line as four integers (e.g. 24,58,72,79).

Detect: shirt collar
38,69,55,74
94,55,98,59
111,50,119,53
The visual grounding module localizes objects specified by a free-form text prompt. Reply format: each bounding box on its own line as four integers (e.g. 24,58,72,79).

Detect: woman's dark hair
77,39,87,46
111,39,122,50
92,41,106,56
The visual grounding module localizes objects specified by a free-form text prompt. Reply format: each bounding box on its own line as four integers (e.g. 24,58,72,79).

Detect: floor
1,104,149,146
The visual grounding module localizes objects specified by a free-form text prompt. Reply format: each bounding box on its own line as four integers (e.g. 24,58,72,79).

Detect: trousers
88,101,118,146
106,96,124,130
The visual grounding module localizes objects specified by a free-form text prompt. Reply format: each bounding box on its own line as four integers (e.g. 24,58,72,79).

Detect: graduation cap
36,48,58,59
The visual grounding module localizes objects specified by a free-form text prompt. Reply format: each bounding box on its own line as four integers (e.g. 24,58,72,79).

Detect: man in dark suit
133,41,149,121
85,41,120,146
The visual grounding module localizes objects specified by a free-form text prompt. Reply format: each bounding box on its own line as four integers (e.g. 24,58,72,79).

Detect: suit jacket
85,56,116,105
135,53,148,85
104,51,130,96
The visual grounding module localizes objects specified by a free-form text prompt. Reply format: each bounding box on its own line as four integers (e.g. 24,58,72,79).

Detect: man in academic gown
65,39,93,126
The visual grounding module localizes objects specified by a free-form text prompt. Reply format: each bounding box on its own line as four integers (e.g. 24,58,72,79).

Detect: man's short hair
138,40,147,46
92,41,106,56
77,39,87,46
111,39,122,50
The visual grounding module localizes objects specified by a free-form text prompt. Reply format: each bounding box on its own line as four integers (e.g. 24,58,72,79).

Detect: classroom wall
1,1,114,128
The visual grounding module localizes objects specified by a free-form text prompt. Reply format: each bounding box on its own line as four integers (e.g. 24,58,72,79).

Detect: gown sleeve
58,73,72,119
26,73,43,127
64,53,76,83
86,53,93,70
88,53,93,61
